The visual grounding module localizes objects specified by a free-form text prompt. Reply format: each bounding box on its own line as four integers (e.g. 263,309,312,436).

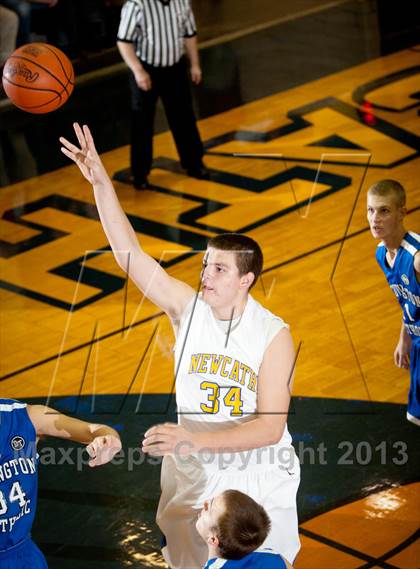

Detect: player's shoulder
402,231,420,256
251,550,288,567
375,241,386,262
204,551,288,568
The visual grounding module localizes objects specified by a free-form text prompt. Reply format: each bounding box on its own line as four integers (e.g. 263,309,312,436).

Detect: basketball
1,43,75,114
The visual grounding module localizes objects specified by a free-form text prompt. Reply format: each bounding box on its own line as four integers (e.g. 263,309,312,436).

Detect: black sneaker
133,178,149,190
186,166,210,180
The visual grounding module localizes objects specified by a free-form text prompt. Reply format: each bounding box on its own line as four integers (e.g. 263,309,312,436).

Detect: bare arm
184,35,202,84
143,328,295,454
414,250,420,280
60,123,195,320
27,405,122,467
117,41,151,90
394,251,418,367
394,321,411,369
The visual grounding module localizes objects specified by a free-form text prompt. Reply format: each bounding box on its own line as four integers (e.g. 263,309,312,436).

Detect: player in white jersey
60,124,300,568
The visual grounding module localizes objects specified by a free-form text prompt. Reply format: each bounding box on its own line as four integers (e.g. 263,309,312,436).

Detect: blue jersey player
0,399,122,568
196,490,293,568
367,179,420,425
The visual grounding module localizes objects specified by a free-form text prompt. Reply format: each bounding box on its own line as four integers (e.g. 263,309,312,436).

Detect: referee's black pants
129,57,204,183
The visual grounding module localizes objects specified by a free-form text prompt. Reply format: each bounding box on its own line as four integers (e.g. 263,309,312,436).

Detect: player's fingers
83,125,99,156
143,444,168,455
63,147,94,177
143,433,169,446
88,457,98,467
92,436,110,455
143,436,162,448
145,423,175,437
143,436,172,450
86,442,96,458
144,425,159,437
60,146,78,163
74,122,87,151
59,136,80,155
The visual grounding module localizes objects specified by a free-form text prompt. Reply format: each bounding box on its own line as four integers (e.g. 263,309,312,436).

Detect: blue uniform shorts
0,537,48,569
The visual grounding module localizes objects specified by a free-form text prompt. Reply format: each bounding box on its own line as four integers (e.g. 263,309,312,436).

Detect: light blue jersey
204,550,287,568
376,231,420,423
0,399,47,568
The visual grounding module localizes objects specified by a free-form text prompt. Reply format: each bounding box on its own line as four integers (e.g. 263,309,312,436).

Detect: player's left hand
142,423,195,456
86,435,122,467
190,64,202,85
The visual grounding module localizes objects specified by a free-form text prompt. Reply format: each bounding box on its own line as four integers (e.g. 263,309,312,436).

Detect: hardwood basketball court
0,3,419,567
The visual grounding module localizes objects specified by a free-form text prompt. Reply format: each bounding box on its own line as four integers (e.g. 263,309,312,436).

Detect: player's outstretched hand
142,423,194,456
86,434,122,467
60,123,109,187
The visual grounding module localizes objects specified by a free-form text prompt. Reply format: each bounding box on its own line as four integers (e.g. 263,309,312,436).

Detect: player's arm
394,321,411,369
143,328,295,454
27,405,122,467
60,123,195,321
414,250,420,280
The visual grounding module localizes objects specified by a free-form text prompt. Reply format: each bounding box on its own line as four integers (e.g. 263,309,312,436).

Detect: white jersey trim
401,239,417,257
407,231,420,244
407,412,420,426
207,559,227,568
0,402,27,412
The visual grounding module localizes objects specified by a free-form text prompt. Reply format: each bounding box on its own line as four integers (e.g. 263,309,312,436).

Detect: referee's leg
129,71,158,185
160,58,204,173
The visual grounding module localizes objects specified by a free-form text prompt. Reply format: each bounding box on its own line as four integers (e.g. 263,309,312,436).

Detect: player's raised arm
59,123,195,320
27,405,122,467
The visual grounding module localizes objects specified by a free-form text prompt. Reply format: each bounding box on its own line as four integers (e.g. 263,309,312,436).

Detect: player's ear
208,535,220,548
399,206,407,219
240,272,254,289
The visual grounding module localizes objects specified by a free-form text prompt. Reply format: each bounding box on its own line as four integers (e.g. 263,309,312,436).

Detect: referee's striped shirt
117,0,197,67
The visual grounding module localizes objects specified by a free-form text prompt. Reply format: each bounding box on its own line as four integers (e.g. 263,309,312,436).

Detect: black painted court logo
11,436,25,451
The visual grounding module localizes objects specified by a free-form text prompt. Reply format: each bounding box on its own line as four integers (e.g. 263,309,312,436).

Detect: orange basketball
2,43,75,114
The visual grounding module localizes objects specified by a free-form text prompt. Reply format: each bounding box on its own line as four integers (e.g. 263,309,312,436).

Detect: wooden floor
1,46,419,568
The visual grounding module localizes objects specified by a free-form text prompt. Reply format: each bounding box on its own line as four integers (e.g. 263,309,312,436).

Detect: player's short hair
367,179,406,207
214,490,271,560
207,233,263,289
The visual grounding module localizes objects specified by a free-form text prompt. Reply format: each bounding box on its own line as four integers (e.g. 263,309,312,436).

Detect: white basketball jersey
174,294,294,469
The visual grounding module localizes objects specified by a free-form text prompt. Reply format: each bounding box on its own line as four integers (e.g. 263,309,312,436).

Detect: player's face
367,193,405,241
195,494,226,541
201,248,251,308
